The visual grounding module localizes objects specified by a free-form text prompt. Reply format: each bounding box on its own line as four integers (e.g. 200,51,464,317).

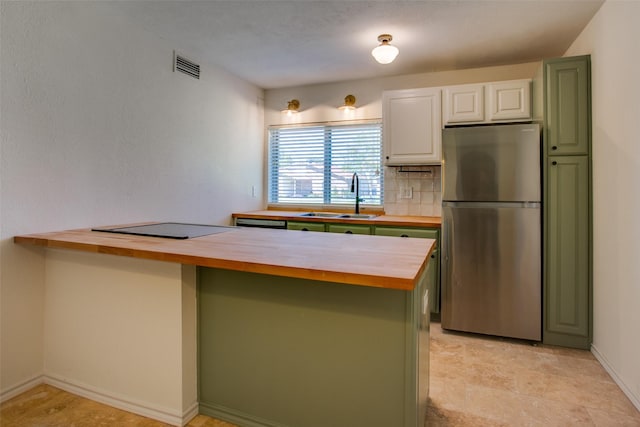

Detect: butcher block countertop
14,224,435,291
232,210,442,227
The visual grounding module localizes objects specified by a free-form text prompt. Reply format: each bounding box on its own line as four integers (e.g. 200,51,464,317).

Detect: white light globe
371,44,399,64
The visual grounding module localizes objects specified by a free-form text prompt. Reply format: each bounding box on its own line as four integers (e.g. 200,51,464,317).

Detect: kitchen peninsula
14,223,435,427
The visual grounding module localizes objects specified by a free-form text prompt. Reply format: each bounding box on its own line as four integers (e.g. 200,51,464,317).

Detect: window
268,121,383,207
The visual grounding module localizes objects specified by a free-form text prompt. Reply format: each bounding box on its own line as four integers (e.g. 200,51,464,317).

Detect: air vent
174,52,200,79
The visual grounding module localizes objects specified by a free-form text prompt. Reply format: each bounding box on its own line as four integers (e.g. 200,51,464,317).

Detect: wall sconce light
371,34,399,64
281,99,300,115
338,95,357,111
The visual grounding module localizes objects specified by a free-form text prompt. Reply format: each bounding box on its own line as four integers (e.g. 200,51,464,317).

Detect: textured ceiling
105,0,604,89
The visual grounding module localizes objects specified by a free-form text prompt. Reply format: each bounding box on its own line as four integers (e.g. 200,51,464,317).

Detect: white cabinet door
487,80,531,121
443,84,484,124
383,87,442,165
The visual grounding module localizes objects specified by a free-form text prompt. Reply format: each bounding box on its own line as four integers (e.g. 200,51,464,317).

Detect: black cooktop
92,222,235,239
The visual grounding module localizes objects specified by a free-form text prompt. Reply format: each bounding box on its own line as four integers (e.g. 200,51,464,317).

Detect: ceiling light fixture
281,99,300,115
338,95,357,111
371,34,399,65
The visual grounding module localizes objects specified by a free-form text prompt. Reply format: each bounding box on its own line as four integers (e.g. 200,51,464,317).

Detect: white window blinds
268,122,383,206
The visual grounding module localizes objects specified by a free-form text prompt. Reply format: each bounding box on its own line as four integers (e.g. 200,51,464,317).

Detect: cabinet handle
400,234,409,238
386,156,390,160
552,146,558,150
431,254,436,259
301,228,309,231
345,230,353,234
552,161,558,166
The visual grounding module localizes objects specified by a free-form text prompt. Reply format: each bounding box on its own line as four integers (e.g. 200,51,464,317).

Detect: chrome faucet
350,172,361,214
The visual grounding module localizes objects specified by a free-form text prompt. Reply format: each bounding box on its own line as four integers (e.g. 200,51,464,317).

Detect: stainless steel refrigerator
441,123,541,341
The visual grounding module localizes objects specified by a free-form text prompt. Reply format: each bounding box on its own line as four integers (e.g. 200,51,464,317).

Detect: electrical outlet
251,185,257,198
400,187,413,199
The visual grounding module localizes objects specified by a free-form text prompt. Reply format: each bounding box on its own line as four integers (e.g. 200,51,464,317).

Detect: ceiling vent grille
174,53,200,79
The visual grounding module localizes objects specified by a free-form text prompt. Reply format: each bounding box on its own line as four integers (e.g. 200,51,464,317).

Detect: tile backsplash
384,166,442,217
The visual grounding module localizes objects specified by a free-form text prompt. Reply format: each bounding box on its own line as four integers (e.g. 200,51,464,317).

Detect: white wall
43,251,196,425
564,0,640,410
0,1,264,401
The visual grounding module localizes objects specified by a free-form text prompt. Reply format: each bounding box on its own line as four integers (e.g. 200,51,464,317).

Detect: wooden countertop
232,210,442,228
14,224,435,291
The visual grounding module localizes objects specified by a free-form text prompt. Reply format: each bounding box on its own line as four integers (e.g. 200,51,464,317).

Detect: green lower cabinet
327,224,372,235
197,267,430,427
287,221,326,232
284,221,441,314
374,226,438,241
544,155,591,349
374,226,440,314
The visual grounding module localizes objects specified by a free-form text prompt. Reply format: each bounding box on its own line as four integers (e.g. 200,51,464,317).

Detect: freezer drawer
441,203,541,341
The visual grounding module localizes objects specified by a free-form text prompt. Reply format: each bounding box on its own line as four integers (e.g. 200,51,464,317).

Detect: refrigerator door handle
440,208,451,322
441,214,450,265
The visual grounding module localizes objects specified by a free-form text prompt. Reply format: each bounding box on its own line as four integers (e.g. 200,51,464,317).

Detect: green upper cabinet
544,56,591,156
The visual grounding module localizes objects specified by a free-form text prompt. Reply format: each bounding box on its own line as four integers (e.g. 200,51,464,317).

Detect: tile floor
427,323,640,426
2,322,639,426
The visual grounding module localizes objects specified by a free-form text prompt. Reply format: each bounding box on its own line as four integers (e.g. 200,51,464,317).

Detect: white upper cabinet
382,79,531,165
487,80,531,121
443,79,531,125
383,87,442,165
443,84,484,124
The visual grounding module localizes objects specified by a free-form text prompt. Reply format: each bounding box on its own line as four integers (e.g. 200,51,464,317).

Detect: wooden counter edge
13,234,429,291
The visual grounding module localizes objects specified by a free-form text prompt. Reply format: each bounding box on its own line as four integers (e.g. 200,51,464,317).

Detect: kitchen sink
298,212,378,219
299,212,343,218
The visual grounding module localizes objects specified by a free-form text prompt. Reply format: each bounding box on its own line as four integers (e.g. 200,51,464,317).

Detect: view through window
268,122,383,206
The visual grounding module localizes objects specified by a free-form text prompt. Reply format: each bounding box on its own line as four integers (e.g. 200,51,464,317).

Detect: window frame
267,120,384,210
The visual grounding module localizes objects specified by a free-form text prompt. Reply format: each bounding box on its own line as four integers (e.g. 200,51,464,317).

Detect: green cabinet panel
543,55,592,350
287,221,326,232
374,226,439,243
374,226,440,314
544,56,591,156
544,156,590,347
197,267,430,427
327,223,372,235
